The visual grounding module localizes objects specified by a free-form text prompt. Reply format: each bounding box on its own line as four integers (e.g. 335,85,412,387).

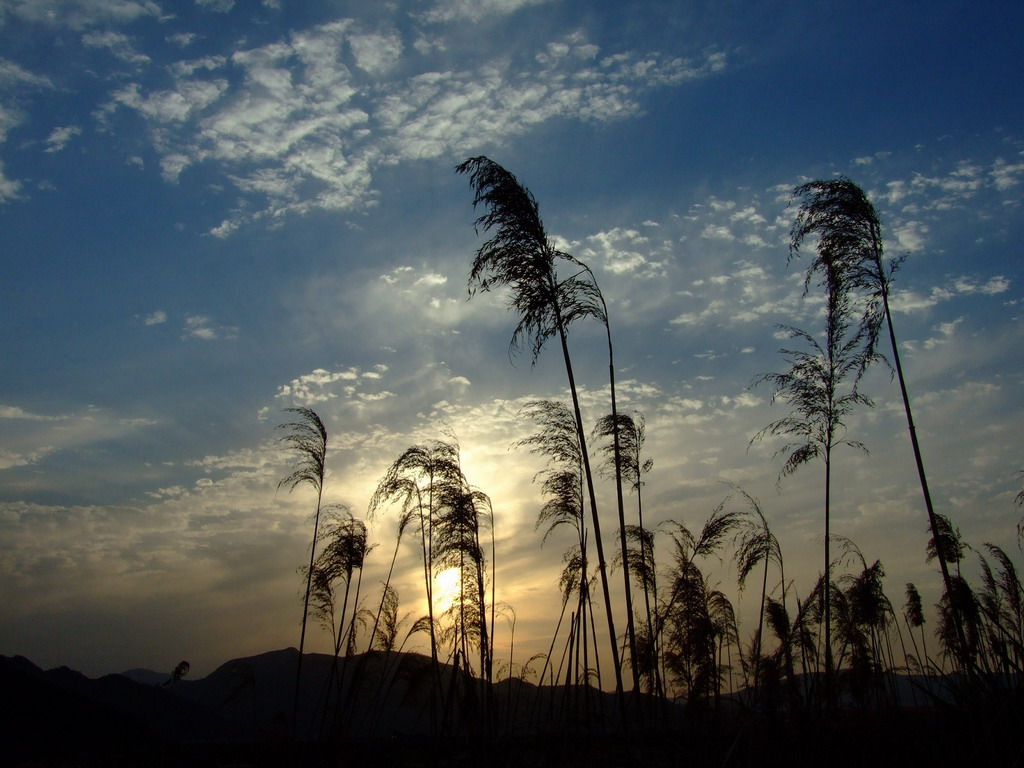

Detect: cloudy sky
1,0,1022,680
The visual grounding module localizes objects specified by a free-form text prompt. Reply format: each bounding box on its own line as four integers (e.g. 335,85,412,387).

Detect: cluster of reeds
272,164,1021,752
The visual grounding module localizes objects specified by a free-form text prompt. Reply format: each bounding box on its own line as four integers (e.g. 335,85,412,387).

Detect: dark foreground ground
8,709,1021,768
4,650,1020,767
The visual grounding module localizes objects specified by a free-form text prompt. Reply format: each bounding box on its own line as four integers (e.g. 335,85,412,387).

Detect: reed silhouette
730,485,785,703
276,406,329,736
751,192,878,702
514,399,596,696
240,168,1024,763
457,156,626,701
789,178,970,671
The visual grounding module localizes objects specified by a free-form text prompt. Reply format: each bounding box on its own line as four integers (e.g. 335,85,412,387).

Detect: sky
1,0,1022,681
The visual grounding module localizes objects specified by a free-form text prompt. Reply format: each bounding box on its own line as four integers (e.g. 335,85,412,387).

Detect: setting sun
433,567,461,614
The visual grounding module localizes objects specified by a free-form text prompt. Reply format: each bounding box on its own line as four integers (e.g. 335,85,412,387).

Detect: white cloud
271,362,401,416
376,42,712,162
144,310,167,325
579,227,663,276
953,275,1010,296
169,56,227,78
209,217,241,238
889,286,953,313
0,160,21,203
43,125,81,153
889,274,1010,312
0,446,56,470
357,391,395,402
991,155,1024,191
730,206,765,225
0,405,66,421
875,155,1024,216
980,276,1010,294
923,316,963,350
379,266,413,285
147,485,187,499
412,34,446,56
186,316,216,340
104,24,725,235
349,30,403,76
183,314,236,341
0,59,55,90
668,256,803,328
81,30,151,65
0,104,23,144
885,180,906,205
0,60,57,200
275,366,361,405
891,220,927,252
414,272,448,287
0,403,156,471
196,0,235,12
908,163,984,208
378,266,456,300
449,376,471,396
720,393,761,411
670,300,727,326
106,79,229,126
2,0,162,30
419,0,550,24
701,224,735,241
167,32,198,48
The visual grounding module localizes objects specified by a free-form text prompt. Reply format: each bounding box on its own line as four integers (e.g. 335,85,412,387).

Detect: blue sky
1,0,1022,679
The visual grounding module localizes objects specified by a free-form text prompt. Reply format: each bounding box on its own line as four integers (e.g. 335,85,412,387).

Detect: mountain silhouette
2,648,625,749
4,648,993,767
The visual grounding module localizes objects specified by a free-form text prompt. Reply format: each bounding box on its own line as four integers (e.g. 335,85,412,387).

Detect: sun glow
433,567,461,614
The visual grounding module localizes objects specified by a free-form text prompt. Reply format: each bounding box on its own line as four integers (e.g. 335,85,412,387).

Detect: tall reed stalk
789,177,969,668
458,156,625,700
752,207,876,701
277,406,329,739
731,485,784,701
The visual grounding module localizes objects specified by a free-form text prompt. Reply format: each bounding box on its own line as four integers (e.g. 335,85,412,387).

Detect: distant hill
3,647,653,748
163,647,626,742
4,648,996,766
0,653,245,760
120,667,172,687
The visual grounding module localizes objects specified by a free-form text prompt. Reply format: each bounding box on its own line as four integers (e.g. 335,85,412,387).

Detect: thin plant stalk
277,407,328,740
790,178,967,667
458,156,624,700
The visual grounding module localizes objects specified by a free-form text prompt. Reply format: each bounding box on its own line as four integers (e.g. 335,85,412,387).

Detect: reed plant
514,400,602,716
261,166,1024,756
655,505,744,701
459,156,625,698
751,243,876,702
730,485,785,701
595,411,655,695
790,178,968,668
277,406,329,737
370,441,464,672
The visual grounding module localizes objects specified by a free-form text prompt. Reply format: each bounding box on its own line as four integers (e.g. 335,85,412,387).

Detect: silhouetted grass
247,169,1024,761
